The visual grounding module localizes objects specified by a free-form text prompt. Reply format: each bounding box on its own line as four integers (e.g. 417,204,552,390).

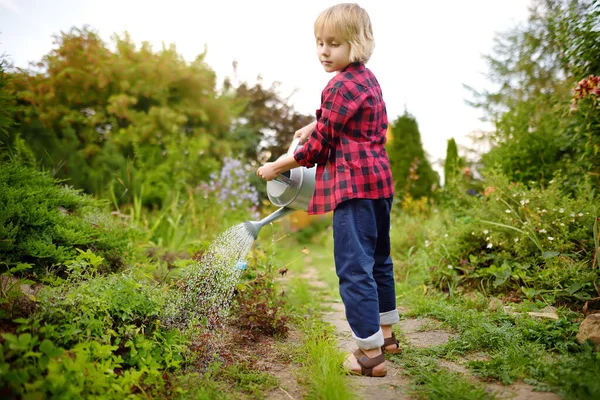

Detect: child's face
316,29,351,73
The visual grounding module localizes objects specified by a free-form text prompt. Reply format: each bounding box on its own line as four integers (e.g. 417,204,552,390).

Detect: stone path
269,265,562,400
323,300,412,400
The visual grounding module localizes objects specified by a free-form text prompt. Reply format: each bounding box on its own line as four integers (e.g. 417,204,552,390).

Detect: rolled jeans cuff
352,327,384,350
380,309,399,325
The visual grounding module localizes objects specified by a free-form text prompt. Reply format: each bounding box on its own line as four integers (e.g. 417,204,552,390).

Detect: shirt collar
341,62,364,73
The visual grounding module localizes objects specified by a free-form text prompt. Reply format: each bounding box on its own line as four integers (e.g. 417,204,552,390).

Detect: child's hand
257,163,277,181
294,121,317,144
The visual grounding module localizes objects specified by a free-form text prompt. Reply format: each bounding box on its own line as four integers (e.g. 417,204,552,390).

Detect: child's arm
294,120,317,144
257,155,300,181
295,87,359,167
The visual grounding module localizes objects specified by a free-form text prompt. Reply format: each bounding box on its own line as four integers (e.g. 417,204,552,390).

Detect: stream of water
163,222,255,329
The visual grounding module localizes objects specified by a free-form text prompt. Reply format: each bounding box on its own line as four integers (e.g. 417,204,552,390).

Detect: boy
257,3,399,377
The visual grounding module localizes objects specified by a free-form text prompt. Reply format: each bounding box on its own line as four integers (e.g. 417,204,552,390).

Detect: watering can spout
243,207,295,240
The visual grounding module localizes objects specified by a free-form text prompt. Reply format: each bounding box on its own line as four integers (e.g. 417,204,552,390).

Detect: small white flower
424,240,430,247
549,180,554,184
483,229,489,234
505,209,511,214
487,243,493,249
514,238,519,242
471,232,475,235
486,236,491,241
578,213,583,217
541,209,547,213
548,236,554,241
539,229,547,233
444,234,448,238
559,208,565,213
525,199,530,204
560,223,565,226
570,213,575,217
520,200,526,206
447,265,453,269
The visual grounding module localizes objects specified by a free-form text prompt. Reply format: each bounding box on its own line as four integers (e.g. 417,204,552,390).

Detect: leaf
521,287,543,299
39,355,49,369
9,263,33,274
542,251,560,259
18,333,32,348
493,262,512,286
39,339,54,355
567,282,584,295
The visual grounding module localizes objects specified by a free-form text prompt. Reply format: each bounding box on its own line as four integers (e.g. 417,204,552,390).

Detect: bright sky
0,0,530,173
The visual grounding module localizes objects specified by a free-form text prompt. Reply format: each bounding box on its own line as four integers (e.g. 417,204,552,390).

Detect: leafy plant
0,161,129,274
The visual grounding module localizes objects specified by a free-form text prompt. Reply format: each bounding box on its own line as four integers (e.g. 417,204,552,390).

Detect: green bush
0,161,130,274
0,270,188,398
405,171,598,303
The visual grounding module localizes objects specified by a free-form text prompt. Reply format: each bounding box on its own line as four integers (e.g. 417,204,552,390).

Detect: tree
5,27,236,205
467,0,600,188
444,138,463,186
0,55,16,135
387,111,439,199
224,74,314,163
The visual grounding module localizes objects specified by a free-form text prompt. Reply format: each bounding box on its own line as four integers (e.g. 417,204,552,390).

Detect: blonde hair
314,3,375,63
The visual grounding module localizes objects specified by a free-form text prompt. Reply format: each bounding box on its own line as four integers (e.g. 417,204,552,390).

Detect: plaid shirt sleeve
294,86,358,168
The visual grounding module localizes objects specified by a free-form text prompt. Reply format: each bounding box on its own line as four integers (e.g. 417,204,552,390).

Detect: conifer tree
387,111,439,199
443,138,462,185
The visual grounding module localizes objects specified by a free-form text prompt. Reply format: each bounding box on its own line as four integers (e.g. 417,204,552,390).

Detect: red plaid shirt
294,63,394,215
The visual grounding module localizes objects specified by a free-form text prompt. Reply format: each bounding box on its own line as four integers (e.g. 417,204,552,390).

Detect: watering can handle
287,137,303,157
274,174,293,186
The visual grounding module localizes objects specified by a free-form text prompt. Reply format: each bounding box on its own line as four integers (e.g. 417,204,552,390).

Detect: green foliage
400,291,599,398
388,111,440,200
295,316,353,400
0,55,17,135
469,0,600,188
221,362,278,397
233,274,289,339
425,172,598,301
294,215,332,245
0,161,129,274
35,272,168,346
5,27,234,206
0,269,188,398
391,348,494,400
443,138,463,186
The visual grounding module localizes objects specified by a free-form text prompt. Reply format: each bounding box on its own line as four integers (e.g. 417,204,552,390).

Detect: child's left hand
257,163,277,181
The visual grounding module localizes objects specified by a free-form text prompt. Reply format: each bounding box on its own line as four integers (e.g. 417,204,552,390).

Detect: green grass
390,348,497,400
294,315,354,400
394,288,599,399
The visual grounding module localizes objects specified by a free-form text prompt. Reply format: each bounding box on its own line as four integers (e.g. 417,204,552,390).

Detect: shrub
232,274,289,339
422,171,599,303
0,162,130,274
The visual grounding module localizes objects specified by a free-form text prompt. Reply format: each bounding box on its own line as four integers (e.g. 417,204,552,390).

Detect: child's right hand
294,121,317,144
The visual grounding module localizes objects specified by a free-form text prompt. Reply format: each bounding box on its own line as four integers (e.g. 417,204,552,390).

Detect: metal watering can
244,138,316,239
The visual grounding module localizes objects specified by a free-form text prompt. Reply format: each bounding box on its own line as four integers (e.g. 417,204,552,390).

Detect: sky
0,0,531,173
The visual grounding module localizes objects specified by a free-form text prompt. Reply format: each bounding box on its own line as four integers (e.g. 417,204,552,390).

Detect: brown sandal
348,348,387,377
381,333,402,354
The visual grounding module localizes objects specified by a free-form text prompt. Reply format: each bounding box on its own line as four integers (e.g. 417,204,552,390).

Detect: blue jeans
333,197,398,349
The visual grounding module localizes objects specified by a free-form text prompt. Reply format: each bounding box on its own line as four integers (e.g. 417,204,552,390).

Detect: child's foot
344,349,387,377
381,333,402,354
